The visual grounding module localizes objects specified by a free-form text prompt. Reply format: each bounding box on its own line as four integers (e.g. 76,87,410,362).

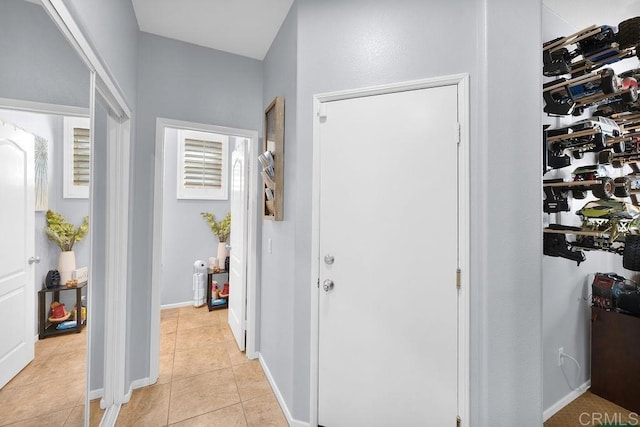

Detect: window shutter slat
182,137,223,190
73,126,90,187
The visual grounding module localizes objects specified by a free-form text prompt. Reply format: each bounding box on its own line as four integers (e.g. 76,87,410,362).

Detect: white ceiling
543,0,640,30
131,0,294,60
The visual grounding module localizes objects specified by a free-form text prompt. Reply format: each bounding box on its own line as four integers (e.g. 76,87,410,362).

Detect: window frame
62,116,91,199
176,129,229,200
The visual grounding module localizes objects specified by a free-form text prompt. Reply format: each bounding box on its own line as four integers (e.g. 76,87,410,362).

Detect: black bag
617,292,640,317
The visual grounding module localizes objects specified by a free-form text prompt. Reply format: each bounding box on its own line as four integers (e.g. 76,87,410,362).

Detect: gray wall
261,2,298,415
160,127,233,306
0,0,89,107
62,0,139,109
132,32,263,382
481,0,542,424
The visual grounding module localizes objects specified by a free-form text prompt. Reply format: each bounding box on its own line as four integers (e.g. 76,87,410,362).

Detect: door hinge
456,268,461,290
318,103,327,120
457,415,461,427
455,122,461,145
317,278,320,288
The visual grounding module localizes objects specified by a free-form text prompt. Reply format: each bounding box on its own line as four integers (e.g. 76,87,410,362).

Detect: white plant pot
58,250,76,286
217,242,228,270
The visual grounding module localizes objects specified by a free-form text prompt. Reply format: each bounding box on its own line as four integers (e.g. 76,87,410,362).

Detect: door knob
324,254,335,265
323,279,334,292
28,256,40,265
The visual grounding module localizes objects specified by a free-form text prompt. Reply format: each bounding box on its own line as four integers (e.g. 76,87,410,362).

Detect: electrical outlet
558,347,564,366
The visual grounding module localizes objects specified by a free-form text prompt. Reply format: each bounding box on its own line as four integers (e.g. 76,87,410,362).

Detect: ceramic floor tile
6,407,72,427
172,344,231,381
49,330,87,351
175,325,225,352
35,336,63,358
226,339,248,366
169,403,247,427
222,326,235,342
0,374,84,425
160,331,176,356
232,360,272,401
161,308,179,319
40,350,86,380
3,359,45,389
116,383,170,427
64,405,90,427
157,352,174,385
177,306,210,319
161,317,178,334
209,309,228,324
242,394,287,427
176,315,215,331
168,369,240,425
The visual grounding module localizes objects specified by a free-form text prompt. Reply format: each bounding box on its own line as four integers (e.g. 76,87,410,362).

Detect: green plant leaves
201,212,231,242
44,210,89,251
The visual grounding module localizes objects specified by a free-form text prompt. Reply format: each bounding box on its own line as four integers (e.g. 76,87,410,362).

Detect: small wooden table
207,269,229,311
38,282,86,339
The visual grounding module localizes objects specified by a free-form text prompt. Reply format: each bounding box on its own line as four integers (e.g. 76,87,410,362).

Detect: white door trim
39,2,132,426
309,74,470,426
150,118,260,383
0,97,89,117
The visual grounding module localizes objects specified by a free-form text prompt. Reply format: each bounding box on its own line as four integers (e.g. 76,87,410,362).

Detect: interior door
228,138,249,350
317,85,460,426
0,124,35,389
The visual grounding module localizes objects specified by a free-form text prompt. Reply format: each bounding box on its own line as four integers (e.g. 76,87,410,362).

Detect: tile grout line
165,309,181,426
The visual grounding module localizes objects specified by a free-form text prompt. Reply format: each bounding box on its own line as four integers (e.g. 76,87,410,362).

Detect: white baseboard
543,380,591,421
161,301,194,310
89,388,104,401
258,353,310,427
123,377,152,403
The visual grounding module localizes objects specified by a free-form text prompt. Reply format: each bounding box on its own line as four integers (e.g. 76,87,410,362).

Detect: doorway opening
150,118,260,384
0,99,94,425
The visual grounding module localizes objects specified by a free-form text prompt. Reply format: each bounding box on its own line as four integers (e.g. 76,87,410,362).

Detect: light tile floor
0,306,285,427
116,306,287,426
0,327,104,426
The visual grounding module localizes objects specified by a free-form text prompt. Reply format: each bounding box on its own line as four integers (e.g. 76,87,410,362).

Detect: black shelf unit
207,269,229,311
38,282,86,339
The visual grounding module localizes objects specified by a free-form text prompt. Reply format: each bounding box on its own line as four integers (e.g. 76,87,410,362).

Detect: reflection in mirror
0,0,98,425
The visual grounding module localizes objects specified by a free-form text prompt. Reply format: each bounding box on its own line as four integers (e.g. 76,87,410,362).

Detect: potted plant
44,210,89,285
201,212,231,269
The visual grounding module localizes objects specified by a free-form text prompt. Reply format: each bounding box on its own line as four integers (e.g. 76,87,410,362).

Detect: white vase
58,250,76,286
217,242,228,271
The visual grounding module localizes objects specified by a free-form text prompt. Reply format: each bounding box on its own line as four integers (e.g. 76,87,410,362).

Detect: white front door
0,124,35,389
317,85,460,426
228,138,249,350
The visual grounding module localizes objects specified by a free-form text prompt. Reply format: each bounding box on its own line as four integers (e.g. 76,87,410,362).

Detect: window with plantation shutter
63,116,91,198
177,129,228,200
